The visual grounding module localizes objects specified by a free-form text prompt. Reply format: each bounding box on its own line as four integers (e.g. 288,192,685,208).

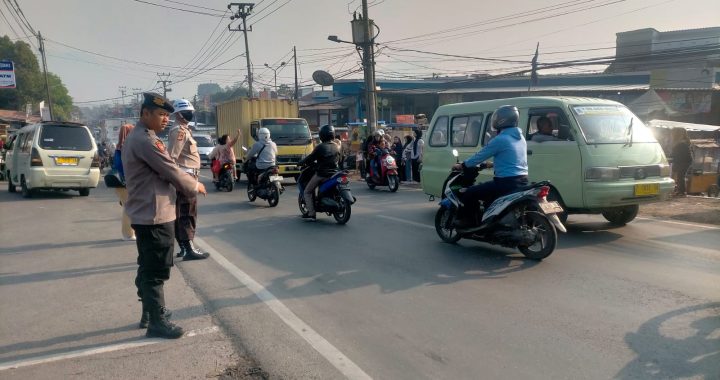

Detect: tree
209,83,250,103
0,35,73,120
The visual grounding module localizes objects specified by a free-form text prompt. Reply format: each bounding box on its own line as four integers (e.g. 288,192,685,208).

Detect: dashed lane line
194,237,373,380
0,326,220,371
377,215,435,230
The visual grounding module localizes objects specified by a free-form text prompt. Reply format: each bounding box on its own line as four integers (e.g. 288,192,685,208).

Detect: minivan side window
21,132,32,152
429,116,449,146
526,107,574,142
451,114,483,147
481,113,496,147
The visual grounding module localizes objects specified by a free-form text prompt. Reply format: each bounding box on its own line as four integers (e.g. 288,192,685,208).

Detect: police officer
167,99,209,260
123,92,207,339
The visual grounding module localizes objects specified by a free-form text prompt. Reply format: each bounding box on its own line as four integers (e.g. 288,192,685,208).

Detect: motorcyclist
246,127,278,186
367,129,386,178
453,105,529,228
298,125,342,221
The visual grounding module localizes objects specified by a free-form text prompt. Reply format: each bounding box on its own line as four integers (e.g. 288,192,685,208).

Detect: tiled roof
0,109,41,123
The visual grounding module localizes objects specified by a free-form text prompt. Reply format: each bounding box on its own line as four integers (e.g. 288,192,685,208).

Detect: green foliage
209,83,250,103
0,35,73,120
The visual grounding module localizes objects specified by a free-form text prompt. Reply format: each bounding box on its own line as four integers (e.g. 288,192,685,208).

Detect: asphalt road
2,169,719,379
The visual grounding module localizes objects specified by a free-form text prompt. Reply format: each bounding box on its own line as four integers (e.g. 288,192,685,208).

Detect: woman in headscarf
670,127,693,196
113,123,136,241
209,129,241,181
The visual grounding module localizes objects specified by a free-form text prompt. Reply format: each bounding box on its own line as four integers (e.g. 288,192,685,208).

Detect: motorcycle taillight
339,175,349,184
223,163,232,170
537,186,550,199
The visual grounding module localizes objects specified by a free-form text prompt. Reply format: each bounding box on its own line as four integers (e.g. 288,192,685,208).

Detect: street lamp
264,61,286,93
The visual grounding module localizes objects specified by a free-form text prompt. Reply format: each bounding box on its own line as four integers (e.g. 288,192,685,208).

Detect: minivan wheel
79,188,90,196
20,176,33,198
601,205,639,225
8,173,17,193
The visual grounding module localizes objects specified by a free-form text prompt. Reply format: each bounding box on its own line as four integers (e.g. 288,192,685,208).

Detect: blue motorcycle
297,166,356,224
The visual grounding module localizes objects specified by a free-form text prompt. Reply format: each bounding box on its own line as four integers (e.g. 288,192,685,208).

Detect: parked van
5,121,100,198
422,97,674,225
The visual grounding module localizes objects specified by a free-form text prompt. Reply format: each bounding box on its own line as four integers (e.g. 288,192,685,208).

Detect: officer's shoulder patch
177,131,185,141
154,140,166,153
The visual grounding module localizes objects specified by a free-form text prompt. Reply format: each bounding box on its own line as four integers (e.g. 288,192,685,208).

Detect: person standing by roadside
167,99,210,260
391,135,404,176
113,123,136,241
402,135,414,182
123,93,207,339
410,129,424,182
671,127,693,197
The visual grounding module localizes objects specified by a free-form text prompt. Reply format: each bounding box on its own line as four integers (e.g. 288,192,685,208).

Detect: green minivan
421,97,674,225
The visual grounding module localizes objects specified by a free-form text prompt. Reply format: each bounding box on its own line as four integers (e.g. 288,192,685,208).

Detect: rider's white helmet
171,99,195,114
258,127,271,142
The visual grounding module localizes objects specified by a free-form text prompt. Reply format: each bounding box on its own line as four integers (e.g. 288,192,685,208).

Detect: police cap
142,92,174,114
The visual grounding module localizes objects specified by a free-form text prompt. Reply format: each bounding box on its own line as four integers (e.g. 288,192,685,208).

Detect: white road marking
0,326,219,371
377,215,434,230
194,237,372,380
636,217,720,230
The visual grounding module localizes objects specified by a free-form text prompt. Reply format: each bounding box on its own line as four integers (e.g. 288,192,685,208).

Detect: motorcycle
434,149,567,260
247,166,283,207
366,148,400,192
297,166,356,225
215,161,235,192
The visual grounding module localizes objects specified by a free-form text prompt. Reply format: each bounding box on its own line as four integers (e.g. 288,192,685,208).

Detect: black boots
145,306,184,339
139,305,172,329
176,240,210,260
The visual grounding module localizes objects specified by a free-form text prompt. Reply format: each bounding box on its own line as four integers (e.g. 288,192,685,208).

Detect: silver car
194,134,215,167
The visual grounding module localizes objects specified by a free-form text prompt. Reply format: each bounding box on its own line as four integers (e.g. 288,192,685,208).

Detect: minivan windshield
39,124,93,151
195,135,214,147
571,105,657,144
261,119,311,145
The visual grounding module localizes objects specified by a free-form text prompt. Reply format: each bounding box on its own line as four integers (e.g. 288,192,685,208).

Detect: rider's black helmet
319,124,335,142
491,105,520,130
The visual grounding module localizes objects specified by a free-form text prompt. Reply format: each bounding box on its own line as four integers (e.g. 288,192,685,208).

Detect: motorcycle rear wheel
333,196,351,225
268,186,279,207
366,178,376,190
247,181,256,201
518,211,557,260
435,207,461,244
297,193,309,216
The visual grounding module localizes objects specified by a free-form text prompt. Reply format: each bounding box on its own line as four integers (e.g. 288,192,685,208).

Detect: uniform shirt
247,140,278,170
122,121,198,225
167,124,201,169
464,127,528,178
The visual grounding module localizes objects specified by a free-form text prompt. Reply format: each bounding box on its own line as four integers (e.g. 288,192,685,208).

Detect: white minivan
5,121,101,198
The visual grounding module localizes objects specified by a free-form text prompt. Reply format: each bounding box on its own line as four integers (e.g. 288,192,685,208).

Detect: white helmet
258,127,271,142
373,129,385,137
171,99,195,113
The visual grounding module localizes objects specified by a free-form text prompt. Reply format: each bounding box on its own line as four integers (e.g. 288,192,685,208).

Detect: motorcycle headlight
385,156,395,165
585,167,620,181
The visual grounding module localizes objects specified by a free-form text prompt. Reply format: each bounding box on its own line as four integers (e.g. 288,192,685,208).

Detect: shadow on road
558,222,624,249
0,239,131,255
616,302,720,379
0,262,136,286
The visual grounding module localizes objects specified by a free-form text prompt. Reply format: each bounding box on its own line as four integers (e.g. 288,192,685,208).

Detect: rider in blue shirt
453,105,529,228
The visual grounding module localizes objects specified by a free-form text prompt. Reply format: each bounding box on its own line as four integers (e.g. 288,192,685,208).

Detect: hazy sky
2,0,719,105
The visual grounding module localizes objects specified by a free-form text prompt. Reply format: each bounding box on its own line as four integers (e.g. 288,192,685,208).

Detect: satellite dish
312,70,335,87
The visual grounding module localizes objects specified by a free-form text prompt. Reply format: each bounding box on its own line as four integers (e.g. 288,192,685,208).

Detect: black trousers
175,190,197,241
411,159,422,182
132,222,175,311
459,176,529,219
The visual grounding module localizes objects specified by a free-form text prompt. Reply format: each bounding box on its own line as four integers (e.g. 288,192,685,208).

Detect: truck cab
248,118,313,179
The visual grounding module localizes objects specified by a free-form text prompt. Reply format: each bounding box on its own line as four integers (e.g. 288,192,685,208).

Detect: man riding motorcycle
246,127,278,186
453,105,529,228
298,125,343,221
367,129,387,178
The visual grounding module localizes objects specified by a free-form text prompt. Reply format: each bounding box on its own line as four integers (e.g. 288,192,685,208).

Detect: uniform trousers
132,222,175,311
175,188,197,241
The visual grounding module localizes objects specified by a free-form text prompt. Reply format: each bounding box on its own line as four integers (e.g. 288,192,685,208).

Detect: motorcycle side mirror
452,149,459,163
241,146,247,151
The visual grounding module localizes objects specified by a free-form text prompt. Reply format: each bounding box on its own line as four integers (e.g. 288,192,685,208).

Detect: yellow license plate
634,183,659,196
55,157,79,166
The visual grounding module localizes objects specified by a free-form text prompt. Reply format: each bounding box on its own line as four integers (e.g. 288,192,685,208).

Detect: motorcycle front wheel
435,207,461,244
388,174,399,192
268,186,279,207
518,211,557,260
333,196,351,225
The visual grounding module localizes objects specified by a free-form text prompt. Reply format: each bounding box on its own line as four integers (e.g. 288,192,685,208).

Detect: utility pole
119,86,127,117
228,3,254,98
156,73,172,98
36,31,53,120
358,1,378,132
293,45,299,101
132,87,142,105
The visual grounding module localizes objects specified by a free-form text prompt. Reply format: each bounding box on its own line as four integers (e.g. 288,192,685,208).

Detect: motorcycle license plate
540,201,564,214
269,175,282,182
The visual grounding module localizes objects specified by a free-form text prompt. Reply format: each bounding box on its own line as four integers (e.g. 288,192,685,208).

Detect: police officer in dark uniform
167,99,209,260
123,93,207,339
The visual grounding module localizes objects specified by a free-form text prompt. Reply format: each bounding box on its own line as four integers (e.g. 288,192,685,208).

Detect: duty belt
181,167,200,177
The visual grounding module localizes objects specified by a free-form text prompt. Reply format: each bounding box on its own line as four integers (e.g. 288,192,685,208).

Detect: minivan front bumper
27,168,101,189
583,177,674,208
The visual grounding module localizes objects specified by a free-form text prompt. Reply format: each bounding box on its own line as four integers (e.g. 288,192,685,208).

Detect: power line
129,0,225,17
250,0,293,26
157,0,225,12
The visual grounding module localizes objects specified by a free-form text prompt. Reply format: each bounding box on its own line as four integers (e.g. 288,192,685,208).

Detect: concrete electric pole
228,3,254,98
293,46,299,101
36,31,53,120
156,73,172,98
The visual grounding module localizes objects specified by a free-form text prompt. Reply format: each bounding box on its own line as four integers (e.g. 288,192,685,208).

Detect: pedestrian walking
402,135,413,182
671,127,693,196
113,123,136,241
410,129,424,182
123,92,207,339
167,99,210,261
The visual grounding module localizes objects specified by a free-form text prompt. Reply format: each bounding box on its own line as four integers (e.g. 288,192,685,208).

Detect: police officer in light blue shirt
453,105,528,228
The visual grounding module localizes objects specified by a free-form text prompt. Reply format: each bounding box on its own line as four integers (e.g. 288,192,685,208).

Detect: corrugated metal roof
439,84,649,94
